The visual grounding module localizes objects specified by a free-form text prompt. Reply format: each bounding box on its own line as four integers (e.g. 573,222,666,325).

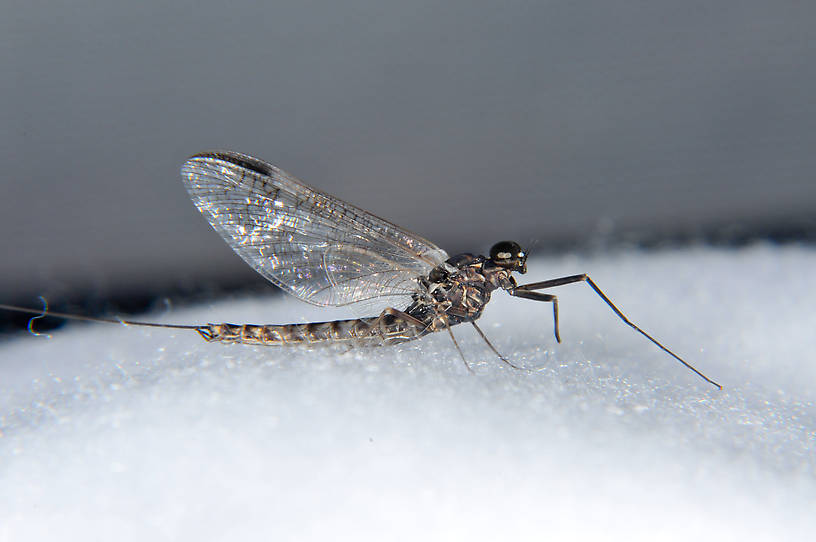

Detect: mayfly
1,151,721,389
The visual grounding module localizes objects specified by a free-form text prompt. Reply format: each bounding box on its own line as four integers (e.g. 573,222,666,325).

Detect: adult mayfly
1,151,721,388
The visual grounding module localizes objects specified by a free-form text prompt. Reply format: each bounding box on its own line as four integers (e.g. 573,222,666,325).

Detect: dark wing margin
180,151,448,307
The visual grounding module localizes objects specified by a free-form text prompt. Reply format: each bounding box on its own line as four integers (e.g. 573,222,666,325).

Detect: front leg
512,273,722,389
507,290,561,343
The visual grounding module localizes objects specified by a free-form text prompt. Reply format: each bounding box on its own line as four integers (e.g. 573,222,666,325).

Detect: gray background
2,0,814,303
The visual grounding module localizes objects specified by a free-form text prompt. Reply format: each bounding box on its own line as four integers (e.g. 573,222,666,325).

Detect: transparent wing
181,151,448,310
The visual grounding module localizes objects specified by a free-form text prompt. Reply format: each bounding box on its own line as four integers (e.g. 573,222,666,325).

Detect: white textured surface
1,246,814,541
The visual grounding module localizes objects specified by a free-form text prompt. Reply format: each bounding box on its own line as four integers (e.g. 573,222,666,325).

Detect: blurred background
1,0,814,324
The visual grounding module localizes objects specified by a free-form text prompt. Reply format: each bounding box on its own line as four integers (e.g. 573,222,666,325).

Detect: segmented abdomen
196,316,427,346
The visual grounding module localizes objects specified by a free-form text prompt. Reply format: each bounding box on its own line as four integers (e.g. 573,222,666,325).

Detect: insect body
1,151,721,389
198,247,517,347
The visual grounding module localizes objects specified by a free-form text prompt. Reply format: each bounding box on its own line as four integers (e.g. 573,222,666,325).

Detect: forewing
180,151,448,309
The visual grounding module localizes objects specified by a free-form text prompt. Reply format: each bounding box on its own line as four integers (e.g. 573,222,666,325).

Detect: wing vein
180,151,448,311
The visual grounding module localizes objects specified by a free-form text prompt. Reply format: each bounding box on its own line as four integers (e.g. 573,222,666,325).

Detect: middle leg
470,321,523,370
444,321,475,374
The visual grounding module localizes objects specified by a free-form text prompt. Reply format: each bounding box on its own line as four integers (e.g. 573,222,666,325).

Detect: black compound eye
490,241,522,263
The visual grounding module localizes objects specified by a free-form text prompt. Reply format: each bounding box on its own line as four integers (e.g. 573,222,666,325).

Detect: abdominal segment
196,315,430,346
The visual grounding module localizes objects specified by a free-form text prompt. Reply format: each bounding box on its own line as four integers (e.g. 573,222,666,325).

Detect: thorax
407,253,515,326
